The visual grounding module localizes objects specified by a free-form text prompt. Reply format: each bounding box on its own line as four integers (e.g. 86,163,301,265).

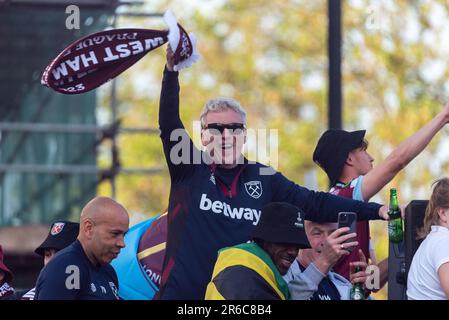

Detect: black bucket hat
251,202,311,249
312,129,366,186
35,221,79,257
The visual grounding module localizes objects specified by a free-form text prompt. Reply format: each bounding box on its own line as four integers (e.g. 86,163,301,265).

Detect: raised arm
159,46,200,181
361,102,449,201
159,46,183,134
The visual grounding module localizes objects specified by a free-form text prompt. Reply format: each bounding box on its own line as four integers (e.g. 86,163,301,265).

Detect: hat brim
34,237,75,257
34,245,48,257
34,238,68,257
252,226,311,249
35,236,60,256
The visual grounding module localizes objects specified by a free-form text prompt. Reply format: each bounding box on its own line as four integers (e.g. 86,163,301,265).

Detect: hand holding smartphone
337,212,357,252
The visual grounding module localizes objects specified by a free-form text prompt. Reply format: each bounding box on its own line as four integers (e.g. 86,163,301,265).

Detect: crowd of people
1,46,449,300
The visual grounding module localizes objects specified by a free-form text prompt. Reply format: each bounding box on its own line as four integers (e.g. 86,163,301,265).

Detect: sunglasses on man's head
203,123,246,135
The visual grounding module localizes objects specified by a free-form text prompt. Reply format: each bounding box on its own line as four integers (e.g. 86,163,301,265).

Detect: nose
222,128,233,138
286,245,299,256
220,130,235,146
117,235,126,249
318,238,326,249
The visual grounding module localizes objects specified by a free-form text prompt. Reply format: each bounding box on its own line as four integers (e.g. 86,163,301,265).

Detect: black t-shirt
35,240,120,300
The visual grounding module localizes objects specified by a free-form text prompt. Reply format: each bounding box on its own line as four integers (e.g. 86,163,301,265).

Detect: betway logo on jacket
199,194,261,225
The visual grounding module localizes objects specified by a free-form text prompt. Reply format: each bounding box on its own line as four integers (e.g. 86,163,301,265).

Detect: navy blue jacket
35,240,120,300
158,68,382,300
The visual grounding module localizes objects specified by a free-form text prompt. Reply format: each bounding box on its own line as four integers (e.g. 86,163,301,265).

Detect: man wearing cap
0,245,15,300
19,221,79,300
35,197,129,300
312,102,449,286
286,220,369,300
158,46,392,300
205,202,311,300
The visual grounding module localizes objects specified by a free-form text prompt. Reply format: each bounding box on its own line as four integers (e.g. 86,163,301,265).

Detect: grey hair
200,97,247,127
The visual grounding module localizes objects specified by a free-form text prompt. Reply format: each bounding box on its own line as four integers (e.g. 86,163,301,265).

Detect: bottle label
388,218,403,242
352,292,363,300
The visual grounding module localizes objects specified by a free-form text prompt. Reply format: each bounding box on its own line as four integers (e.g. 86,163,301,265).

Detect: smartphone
337,212,357,251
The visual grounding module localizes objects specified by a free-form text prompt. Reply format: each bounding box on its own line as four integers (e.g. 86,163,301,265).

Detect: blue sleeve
352,176,364,201
35,255,86,300
271,172,382,222
158,67,201,182
286,262,326,300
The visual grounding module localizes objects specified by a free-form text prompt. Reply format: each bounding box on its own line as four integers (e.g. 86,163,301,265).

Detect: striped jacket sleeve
206,265,281,300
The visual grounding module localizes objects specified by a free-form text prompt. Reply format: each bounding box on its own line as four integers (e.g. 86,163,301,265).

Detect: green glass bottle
388,188,403,243
350,267,365,300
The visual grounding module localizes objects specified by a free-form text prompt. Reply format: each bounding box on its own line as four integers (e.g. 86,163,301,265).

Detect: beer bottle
388,188,403,243
350,267,365,300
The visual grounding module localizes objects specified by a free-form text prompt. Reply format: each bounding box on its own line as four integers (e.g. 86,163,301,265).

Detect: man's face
347,143,374,176
43,248,56,266
264,242,300,275
91,213,129,265
305,221,338,261
201,109,246,167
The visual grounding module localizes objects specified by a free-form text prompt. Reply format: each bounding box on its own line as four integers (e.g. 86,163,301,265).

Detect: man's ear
201,129,207,147
201,129,214,147
345,152,354,166
83,218,95,239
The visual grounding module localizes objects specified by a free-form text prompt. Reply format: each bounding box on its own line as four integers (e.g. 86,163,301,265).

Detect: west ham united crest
50,222,65,235
244,181,262,199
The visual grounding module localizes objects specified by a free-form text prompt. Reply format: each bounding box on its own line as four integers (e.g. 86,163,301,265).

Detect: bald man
35,197,129,300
